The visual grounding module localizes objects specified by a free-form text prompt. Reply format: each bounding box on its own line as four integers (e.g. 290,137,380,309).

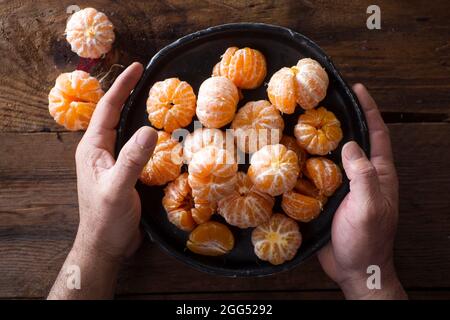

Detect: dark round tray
116,23,370,277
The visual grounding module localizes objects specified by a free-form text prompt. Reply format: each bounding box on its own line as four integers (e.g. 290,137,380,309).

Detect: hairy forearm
47,235,121,300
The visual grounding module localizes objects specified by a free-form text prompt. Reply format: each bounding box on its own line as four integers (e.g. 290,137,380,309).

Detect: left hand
74,62,157,263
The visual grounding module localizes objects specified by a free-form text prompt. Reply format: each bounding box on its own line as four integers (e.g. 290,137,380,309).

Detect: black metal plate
116,23,370,277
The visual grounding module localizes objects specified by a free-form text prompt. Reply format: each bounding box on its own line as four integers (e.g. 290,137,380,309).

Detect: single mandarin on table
294,106,343,155
196,76,239,128
146,78,196,133
48,70,104,131
183,128,226,163
292,58,329,110
162,173,196,231
252,213,302,265
280,135,308,174
231,100,284,154
65,7,115,59
213,47,267,89
139,131,183,186
217,172,274,229
305,157,342,196
187,221,235,256
188,146,238,221
248,144,300,196
267,67,297,114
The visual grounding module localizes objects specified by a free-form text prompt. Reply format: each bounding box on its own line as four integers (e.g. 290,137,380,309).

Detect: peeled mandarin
248,144,300,196
217,172,274,228
65,7,115,59
48,70,104,131
267,67,297,114
146,78,196,133
183,128,226,163
162,173,197,231
292,58,329,110
188,146,238,209
252,213,302,265
196,76,239,128
231,100,284,154
294,106,343,155
213,47,267,89
187,221,235,256
305,157,342,196
280,135,308,173
139,131,183,186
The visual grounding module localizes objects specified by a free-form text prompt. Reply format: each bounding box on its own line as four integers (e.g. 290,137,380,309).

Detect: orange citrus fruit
65,7,115,59
183,128,226,163
267,67,297,114
217,172,274,228
231,100,284,154
139,131,183,186
280,135,308,173
213,47,267,89
196,76,239,128
146,78,196,133
162,173,196,231
188,146,238,208
281,191,323,222
305,157,342,196
251,213,302,265
294,178,327,204
294,106,343,155
187,221,235,256
248,144,300,196
48,70,104,131
292,58,329,110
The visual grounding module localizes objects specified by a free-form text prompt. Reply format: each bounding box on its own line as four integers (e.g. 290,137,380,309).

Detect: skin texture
48,66,406,300
48,63,157,299
317,84,407,300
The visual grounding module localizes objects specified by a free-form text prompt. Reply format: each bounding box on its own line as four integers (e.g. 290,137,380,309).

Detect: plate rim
116,22,370,277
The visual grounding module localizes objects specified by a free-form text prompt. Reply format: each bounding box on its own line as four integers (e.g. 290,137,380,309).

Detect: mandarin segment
252,213,302,265
196,76,239,128
139,131,183,186
294,106,343,155
162,173,196,231
294,178,327,204
217,172,274,228
65,7,115,59
248,144,300,196
48,70,104,131
183,128,226,163
281,191,323,222
293,58,329,110
305,157,342,196
213,47,267,89
188,146,238,208
187,221,235,256
231,100,284,154
146,78,196,133
267,67,297,114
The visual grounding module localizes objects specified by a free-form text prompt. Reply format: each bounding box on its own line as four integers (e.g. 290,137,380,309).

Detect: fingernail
136,127,157,149
343,141,365,161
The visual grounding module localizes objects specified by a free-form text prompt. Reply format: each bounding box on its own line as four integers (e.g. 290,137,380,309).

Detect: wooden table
1,0,449,300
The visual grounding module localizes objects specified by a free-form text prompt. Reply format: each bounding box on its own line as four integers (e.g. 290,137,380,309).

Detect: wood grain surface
0,0,449,299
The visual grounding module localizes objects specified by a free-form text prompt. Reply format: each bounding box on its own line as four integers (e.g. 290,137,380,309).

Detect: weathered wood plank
0,123,449,298
0,0,449,132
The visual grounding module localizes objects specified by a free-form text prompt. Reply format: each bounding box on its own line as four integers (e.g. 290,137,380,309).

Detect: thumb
342,141,381,204
113,126,157,190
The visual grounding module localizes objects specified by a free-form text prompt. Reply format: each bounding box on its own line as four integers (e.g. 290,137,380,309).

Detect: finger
84,62,144,149
342,141,382,204
112,126,157,190
352,83,394,163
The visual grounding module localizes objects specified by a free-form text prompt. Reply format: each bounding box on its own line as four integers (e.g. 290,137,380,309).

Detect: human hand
317,84,407,299
74,62,157,263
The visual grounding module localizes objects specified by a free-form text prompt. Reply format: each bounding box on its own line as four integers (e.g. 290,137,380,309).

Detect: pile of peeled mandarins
143,47,344,266
47,8,343,266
